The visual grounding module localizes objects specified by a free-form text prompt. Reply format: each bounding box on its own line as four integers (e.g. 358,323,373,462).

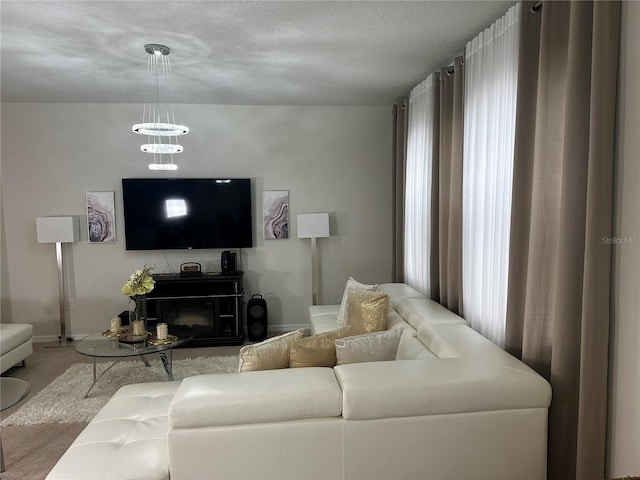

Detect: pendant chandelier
132,44,188,171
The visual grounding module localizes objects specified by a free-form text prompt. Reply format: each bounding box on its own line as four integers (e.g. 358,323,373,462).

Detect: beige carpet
0,341,243,480
0,423,86,480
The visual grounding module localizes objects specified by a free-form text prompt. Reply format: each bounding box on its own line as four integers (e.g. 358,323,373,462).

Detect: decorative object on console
238,329,304,372
337,277,379,324
220,251,236,275
263,190,289,239
180,262,202,277
122,264,155,337
297,212,330,305
36,216,80,346
86,191,115,243
132,44,188,171
335,328,402,365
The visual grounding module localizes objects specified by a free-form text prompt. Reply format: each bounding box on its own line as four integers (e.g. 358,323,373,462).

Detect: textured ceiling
1,1,515,106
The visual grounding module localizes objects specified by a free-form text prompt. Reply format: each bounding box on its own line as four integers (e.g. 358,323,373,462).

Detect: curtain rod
531,1,542,13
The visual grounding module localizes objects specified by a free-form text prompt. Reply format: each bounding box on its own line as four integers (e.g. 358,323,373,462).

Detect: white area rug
1,355,238,426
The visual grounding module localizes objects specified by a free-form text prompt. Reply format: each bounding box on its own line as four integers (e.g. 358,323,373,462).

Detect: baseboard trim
33,334,88,343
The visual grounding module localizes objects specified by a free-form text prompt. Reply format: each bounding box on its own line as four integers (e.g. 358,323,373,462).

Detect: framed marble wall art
263,190,289,239
86,191,116,243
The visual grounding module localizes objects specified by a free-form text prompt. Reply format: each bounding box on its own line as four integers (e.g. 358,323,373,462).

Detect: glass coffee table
76,330,192,398
1,377,31,472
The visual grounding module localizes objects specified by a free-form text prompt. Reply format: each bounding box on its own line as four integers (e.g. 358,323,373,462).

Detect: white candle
157,323,168,340
110,317,121,333
132,320,145,336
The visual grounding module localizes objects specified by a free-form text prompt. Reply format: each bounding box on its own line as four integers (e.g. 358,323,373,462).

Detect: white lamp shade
297,213,330,239
36,216,79,243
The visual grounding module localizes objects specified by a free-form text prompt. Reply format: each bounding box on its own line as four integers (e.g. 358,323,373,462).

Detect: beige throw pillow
335,329,402,365
289,326,352,368
238,329,304,372
337,277,378,324
344,289,389,335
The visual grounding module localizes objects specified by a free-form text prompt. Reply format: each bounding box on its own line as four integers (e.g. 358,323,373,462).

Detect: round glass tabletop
1,377,30,412
75,330,192,358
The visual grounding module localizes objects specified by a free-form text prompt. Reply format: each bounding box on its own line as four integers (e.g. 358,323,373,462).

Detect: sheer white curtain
462,3,521,346
404,74,437,295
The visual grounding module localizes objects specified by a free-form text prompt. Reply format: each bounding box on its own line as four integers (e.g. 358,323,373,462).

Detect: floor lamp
297,213,330,306
36,216,79,346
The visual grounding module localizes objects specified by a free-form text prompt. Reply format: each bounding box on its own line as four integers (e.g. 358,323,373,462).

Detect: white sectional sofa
47,283,551,480
0,323,33,374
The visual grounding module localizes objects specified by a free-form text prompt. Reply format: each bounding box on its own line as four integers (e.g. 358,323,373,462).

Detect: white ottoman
0,324,33,374
46,381,180,480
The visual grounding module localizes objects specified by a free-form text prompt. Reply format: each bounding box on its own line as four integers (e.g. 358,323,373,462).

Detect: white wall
0,103,393,338
607,1,640,477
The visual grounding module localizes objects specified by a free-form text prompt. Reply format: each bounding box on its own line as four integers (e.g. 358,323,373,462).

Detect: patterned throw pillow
289,326,352,368
337,277,378,324
344,289,389,335
238,329,304,372
335,329,402,365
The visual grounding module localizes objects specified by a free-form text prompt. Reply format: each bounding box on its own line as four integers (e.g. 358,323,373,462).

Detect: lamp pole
55,241,69,345
310,237,319,305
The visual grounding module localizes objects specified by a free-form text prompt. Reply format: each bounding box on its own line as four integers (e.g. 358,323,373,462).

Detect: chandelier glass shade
133,123,189,137
148,163,178,171
132,44,188,170
141,143,183,154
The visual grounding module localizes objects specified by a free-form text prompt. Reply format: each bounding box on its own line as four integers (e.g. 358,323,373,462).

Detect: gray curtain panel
505,2,621,479
392,99,408,283
437,56,465,315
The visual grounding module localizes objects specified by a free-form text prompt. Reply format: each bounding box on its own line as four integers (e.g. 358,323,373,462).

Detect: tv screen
122,178,253,250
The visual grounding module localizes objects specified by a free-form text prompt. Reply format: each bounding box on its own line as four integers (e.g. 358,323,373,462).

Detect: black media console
146,272,244,347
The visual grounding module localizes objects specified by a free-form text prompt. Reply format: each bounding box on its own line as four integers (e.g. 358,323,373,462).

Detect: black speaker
247,294,268,342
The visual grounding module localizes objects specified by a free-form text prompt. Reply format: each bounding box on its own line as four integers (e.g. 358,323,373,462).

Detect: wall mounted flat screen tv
122,178,253,250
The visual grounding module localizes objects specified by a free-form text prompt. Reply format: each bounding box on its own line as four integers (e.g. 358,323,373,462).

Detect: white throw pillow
238,329,304,372
335,328,402,365
337,277,378,324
